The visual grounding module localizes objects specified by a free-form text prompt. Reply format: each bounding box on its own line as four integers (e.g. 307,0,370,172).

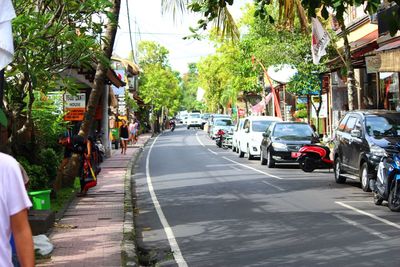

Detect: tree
137,41,181,132
4,0,110,155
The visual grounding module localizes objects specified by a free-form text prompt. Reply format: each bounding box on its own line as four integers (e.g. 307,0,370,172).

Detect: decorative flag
311,17,330,64
0,0,16,70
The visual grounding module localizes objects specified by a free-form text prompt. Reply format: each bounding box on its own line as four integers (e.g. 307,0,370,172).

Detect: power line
125,0,136,63
118,31,188,36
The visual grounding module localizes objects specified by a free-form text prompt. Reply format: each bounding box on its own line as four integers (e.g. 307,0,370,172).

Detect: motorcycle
170,119,176,132
221,131,233,149
292,144,333,172
215,129,225,148
94,131,105,163
370,153,400,211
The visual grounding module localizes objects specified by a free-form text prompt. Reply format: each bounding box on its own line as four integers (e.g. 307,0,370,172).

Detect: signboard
366,55,381,73
112,69,126,95
64,93,85,121
311,94,328,118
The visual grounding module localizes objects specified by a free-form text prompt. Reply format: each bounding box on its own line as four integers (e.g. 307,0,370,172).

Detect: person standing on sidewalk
119,119,129,154
0,152,34,267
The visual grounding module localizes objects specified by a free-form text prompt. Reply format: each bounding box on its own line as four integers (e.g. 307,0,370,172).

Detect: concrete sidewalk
37,133,152,267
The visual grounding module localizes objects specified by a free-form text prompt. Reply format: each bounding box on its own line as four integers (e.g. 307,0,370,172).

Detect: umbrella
267,64,298,84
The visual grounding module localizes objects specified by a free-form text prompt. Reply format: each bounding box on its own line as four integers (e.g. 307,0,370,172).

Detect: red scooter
292,144,333,172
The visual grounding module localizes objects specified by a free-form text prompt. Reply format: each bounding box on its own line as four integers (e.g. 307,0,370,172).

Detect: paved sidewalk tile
37,133,152,267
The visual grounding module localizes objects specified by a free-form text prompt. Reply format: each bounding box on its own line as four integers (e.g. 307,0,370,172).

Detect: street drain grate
98,217,112,220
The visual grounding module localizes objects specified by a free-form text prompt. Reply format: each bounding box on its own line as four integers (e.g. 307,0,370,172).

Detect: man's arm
11,209,34,267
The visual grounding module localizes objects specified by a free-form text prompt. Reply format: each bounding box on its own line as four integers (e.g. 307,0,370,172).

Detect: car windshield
252,120,273,132
366,114,400,137
190,114,200,118
214,119,232,126
273,124,314,140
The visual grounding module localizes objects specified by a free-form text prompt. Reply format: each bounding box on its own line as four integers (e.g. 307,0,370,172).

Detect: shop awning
376,39,400,52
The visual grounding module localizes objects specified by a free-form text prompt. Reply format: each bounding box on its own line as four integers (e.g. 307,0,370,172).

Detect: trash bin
28,190,51,210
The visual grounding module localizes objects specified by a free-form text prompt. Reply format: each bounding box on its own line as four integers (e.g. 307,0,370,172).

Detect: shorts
120,137,129,141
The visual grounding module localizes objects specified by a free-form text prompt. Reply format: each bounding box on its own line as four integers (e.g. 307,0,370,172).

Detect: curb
122,134,153,267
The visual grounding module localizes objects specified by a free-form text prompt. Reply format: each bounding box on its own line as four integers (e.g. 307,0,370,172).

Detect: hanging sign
64,93,86,121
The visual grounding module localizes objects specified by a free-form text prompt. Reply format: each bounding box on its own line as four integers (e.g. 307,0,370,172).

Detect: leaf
0,108,7,127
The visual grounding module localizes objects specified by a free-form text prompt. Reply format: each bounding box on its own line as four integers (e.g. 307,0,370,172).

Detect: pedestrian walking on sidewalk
0,152,34,267
119,119,129,154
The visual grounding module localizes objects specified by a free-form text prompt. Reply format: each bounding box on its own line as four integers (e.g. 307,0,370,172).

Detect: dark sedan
260,122,319,168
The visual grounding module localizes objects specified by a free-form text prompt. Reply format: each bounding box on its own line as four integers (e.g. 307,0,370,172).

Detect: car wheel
260,148,267,165
187,126,190,129
334,157,346,184
232,143,236,152
266,149,275,168
247,146,254,160
238,145,245,158
360,162,371,192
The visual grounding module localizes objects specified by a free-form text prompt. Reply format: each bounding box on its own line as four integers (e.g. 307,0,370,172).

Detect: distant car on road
237,116,282,159
260,122,319,167
186,113,202,129
333,110,400,192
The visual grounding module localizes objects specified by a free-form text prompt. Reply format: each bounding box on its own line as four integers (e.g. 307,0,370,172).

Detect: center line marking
335,201,400,230
261,180,285,191
146,135,188,267
222,157,283,180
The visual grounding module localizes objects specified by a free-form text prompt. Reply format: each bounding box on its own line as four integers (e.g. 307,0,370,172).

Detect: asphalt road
133,125,400,267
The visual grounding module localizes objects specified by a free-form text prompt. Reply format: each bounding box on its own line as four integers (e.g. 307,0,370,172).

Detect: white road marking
333,214,388,239
230,165,241,171
261,180,285,191
222,156,284,180
335,201,400,230
208,149,218,155
146,135,188,267
195,133,205,147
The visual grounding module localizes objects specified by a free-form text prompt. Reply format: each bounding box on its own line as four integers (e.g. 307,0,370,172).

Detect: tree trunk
341,24,356,111
61,0,122,189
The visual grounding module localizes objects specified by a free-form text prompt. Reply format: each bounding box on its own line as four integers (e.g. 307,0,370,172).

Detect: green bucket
28,190,51,210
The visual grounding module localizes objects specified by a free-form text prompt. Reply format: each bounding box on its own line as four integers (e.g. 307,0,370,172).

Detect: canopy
0,0,16,70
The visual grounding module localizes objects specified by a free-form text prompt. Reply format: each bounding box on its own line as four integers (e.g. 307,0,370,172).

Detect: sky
113,0,251,75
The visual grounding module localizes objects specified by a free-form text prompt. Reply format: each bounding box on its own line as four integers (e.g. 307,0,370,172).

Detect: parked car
186,112,202,129
260,122,319,167
232,118,245,153
333,110,400,192
209,117,234,139
200,113,210,129
237,116,282,159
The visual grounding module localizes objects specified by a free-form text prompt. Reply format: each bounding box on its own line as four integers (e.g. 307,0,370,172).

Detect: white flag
311,17,330,64
0,0,16,70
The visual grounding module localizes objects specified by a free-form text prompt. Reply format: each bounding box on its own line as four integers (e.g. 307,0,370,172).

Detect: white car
237,116,282,159
210,118,234,138
232,118,245,153
186,113,202,129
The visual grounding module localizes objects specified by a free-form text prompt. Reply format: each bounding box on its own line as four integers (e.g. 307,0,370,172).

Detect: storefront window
380,72,400,111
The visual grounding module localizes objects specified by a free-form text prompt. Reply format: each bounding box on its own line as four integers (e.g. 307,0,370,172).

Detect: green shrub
18,158,49,191
294,109,308,119
38,148,61,182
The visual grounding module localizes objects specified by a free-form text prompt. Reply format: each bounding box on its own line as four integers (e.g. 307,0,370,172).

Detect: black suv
333,110,400,191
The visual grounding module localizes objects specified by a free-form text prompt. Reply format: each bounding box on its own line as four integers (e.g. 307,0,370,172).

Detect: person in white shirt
0,152,34,267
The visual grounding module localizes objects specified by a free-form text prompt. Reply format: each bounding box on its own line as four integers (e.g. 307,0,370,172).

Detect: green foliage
38,148,61,182
137,41,182,116
18,158,49,191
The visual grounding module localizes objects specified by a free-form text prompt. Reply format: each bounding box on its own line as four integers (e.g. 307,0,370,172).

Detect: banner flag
311,17,330,64
0,0,16,70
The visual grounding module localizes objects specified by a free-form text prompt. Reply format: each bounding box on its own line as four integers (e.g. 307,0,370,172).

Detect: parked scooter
216,129,225,148
292,144,333,172
370,153,400,211
221,131,233,149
